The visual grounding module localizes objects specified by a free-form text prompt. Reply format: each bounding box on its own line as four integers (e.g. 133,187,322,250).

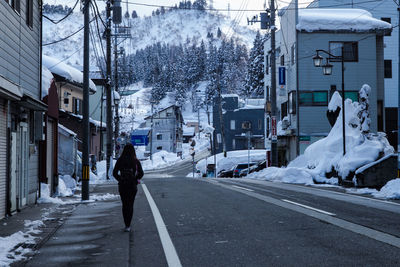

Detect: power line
118,0,384,11
42,0,80,24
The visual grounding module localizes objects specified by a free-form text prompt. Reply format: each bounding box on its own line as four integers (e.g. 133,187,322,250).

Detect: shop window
300,91,328,106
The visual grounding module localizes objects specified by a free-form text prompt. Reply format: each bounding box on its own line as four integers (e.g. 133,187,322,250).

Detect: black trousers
118,183,138,227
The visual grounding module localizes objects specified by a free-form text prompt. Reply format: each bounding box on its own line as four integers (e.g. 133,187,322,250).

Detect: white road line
281,199,336,216
232,185,254,192
142,184,182,267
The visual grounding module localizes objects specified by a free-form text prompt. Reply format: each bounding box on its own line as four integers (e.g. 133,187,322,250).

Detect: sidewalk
0,184,121,266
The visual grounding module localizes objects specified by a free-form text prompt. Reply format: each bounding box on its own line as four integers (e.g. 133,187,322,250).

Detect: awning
19,94,47,111
0,75,23,101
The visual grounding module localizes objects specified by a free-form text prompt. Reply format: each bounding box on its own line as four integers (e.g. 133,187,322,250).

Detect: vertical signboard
271,116,277,141
278,67,286,86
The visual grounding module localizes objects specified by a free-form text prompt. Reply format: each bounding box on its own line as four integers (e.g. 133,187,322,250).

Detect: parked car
218,168,234,178
239,160,267,177
233,163,257,178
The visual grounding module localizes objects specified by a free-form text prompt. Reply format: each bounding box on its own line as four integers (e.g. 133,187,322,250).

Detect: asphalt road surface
23,158,400,266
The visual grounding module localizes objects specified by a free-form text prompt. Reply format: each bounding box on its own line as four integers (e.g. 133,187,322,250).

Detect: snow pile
303,88,393,181
196,150,267,174
56,178,73,197
373,179,400,199
247,84,396,197
141,151,182,171
37,183,64,204
0,230,37,266
41,65,54,98
297,9,392,32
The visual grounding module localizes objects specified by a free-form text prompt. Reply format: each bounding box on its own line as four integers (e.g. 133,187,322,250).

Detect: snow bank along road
24,175,400,266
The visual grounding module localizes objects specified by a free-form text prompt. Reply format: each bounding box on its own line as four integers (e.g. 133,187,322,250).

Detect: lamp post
313,47,346,155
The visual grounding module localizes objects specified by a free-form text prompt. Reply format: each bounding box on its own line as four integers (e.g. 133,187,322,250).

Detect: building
42,55,106,160
0,1,46,218
264,4,391,164
89,71,107,160
310,0,398,149
213,95,265,154
144,105,184,155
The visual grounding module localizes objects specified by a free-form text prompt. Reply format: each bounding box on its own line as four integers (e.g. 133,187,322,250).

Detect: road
23,158,400,266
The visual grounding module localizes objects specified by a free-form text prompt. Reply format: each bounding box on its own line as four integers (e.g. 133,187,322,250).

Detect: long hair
119,143,137,163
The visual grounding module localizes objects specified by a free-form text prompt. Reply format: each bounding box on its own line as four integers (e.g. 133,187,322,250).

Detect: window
299,91,328,106
166,112,172,117
338,91,359,102
258,119,262,130
157,134,162,140
313,91,328,105
280,55,285,66
384,60,392,78
381,18,391,36
329,42,358,62
265,55,269,74
299,92,313,105
242,121,251,130
73,97,82,115
26,0,33,28
7,0,20,13
288,91,296,114
232,139,236,150
291,45,295,65
156,146,162,150
281,102,288,119
230,120,235,130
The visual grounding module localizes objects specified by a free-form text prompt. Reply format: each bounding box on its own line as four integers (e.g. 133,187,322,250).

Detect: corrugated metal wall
0,99,7,218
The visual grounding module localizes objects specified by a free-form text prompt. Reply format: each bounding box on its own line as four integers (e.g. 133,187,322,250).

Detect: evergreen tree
244,31,265,98
131,10,138,18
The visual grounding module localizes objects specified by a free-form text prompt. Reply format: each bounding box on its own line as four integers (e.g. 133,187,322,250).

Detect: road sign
271,116,277,141
130,135,149,146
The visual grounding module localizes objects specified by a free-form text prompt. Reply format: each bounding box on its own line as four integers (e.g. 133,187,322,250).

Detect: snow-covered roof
297,9,392,32
131,128,150,136
58,124,77,137
222,94,239,98
183,126,195,136
42,55,97,93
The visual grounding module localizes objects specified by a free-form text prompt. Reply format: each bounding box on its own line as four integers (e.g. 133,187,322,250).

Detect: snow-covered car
239,160,267,177
218,168,234,178
233,163,257,178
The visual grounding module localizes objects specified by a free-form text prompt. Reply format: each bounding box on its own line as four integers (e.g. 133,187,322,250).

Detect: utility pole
82,0,90,200
106,0,113,179
218,74,227,157
398,4,400,177
270,0,278,167
114,24,120,152
150,102,154,161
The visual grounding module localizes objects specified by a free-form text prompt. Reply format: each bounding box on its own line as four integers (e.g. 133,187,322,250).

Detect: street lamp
313,47,346,155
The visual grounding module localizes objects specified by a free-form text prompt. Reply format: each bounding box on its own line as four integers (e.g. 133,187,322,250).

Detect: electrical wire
93,0,107,27
118,0,384,11
42,17,95,46
43,0,80,24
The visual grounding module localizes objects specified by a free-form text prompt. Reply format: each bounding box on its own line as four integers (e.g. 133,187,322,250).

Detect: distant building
213,95,265,154
264,4,391,164
144,105,184,155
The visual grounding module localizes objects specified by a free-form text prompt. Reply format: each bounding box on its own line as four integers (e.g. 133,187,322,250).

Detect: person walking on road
113,144,144,232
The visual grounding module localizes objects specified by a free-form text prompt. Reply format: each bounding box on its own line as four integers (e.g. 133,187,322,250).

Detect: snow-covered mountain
42,2,257,67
